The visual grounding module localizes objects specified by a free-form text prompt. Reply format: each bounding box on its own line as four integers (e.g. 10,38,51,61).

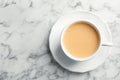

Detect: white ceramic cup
60,15,113,61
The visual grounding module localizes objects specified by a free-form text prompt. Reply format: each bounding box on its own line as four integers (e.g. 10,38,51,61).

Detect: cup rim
61,20,102,61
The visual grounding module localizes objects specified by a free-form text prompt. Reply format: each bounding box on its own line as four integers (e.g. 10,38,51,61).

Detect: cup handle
102,42,113,47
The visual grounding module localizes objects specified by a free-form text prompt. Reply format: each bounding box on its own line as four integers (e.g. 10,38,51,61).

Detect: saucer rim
49,11,112,73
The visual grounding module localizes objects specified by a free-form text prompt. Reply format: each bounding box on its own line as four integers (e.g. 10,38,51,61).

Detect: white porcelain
49,11,112,72
61,20,113,61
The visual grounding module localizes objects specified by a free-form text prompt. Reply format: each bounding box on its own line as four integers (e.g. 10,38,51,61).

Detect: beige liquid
63,22,100,58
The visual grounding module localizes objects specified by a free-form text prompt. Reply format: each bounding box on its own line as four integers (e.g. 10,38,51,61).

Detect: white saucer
49,12,112,73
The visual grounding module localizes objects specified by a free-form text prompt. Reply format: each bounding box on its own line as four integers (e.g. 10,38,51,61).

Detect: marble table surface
0,0,120,80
